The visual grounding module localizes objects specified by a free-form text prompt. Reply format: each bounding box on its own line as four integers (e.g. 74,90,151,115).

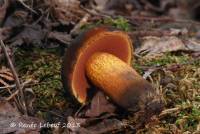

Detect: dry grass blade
0,79,8,86
0,73,14,81
6,90,19,101
0,40,28,115
0,68,14,77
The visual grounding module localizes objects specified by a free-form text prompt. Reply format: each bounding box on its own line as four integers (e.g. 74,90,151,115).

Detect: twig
0,79,32,89
80,6,109,18
0,40,28,115
159,104,192,118
0,79,22,111
70,13,90,35
6,90,19,101
17,0,38,14
1,79,32,104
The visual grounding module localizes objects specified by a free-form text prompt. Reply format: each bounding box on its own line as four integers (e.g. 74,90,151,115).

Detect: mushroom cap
62,26,133,104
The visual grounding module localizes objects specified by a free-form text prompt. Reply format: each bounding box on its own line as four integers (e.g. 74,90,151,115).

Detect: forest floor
0,0,200,134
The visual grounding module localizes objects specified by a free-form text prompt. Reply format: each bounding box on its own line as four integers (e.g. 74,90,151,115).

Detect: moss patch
82,16,131,31
15,48,67,119
133,53,200,133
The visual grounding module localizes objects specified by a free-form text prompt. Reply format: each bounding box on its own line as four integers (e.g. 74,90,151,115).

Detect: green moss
103,17,131,31
15,48,65,118
143,53,190,66
134,52,199,133
132,62,144,74
176,106,200,131
81,16,131,31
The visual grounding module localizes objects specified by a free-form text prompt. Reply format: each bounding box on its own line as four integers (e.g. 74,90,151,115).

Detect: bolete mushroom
62,26,133,104
62,26,163,113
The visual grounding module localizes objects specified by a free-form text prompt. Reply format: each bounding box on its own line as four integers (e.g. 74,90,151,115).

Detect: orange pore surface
72,31,132,103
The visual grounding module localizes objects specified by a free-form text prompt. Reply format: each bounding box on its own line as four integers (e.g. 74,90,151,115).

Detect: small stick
0,79,22,111
0,40,28,115
0,79,32,89
0,80,31,101
70,13,90,35
6,90,19,101
17,0,38,14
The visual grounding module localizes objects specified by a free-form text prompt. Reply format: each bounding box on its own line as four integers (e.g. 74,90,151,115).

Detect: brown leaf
3,10,28,28
184,38,200,52
80,119,125,134
0,98,42,134
0,67,14,86
0,79,8,86
0,67,13,77
50,0,86,24
0,27,12,41
191,52,200,58
67,116,129,134
85,91,116,117
48,31,72,45
0,0,9,26
94,0,110,10
9,25,47,47
166,64,181,72
136,36,186,56
0,73,14,81
136,36,200,57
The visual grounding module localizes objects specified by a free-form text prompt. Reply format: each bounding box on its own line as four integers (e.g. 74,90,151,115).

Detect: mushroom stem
86,52,162,112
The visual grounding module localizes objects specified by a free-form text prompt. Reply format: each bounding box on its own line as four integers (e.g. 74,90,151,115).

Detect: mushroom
62,26,163,113
62,26,133,103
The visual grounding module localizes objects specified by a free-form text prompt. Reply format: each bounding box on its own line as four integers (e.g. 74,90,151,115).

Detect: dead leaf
0,27,12,41
0,45,14,68
48,31,72,45
96,0,135,15
0,73,14,86
0,67,13,77
184,38,200,52
0,98,43,134
67,116,129,134
9,24,47,47
81,119,125,134
3,10,28,28
50,0,86,24
166,64,181,72
136,36,200,57
94,0,109,11
136,36,186,56
85,91,116,117
0,0,9,26
191,52,200,58
0,68,14,81
0,72,14,81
